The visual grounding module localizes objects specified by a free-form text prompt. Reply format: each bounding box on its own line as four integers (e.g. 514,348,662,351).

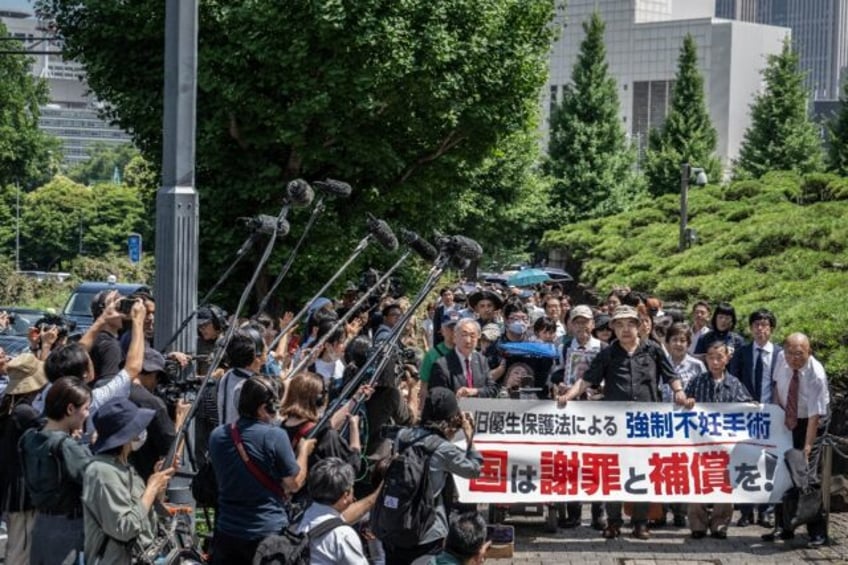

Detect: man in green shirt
417,310,461,415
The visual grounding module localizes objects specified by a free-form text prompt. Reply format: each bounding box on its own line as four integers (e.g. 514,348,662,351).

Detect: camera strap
229,423,286,499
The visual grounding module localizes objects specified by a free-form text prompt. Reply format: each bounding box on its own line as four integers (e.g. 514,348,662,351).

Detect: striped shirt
661,354,705,402
684,371,753,404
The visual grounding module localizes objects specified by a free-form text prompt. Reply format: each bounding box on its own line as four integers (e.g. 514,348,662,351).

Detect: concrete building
1,9,131,165
715,0,848,101
543,0,789,169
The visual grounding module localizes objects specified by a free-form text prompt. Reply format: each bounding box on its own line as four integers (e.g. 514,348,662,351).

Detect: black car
0,307,49,357
62,281,149,334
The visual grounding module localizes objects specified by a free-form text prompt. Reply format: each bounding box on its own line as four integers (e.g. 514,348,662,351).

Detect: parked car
0,307,50,357
62,281,149,334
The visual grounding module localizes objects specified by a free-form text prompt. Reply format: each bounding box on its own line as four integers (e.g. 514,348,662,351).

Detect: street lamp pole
15,182,20,272
679,163,690,252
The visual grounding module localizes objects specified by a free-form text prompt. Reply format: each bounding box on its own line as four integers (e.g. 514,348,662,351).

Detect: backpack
252,517,345,565
191,450,218,508
19,429,71,511
372,430,440,549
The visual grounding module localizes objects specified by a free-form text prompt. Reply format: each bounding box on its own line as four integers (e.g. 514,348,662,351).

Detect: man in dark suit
728,308,782,528
430,318,498,398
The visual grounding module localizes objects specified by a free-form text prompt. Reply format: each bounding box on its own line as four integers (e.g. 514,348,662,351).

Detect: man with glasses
430,318,498,399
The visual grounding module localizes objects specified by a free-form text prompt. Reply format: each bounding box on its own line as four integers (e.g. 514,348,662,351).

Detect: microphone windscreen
286,179,315,208
447,235,483,261
247,214,289,236
366,213,399,251
313,179,352,198
400,228,438,262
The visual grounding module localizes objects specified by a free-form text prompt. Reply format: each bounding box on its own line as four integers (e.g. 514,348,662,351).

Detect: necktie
754,348,764,401
785,370,800,430
465,357,473,388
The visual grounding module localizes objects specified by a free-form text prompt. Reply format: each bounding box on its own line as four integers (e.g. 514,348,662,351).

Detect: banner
455,399,793,504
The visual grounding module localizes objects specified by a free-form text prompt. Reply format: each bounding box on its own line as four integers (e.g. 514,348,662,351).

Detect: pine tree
546,12,638,221
644,34,720,196
735,38,824,179
827,78,848,176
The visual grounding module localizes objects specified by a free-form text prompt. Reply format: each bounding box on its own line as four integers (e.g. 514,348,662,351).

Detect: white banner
455,399,793,504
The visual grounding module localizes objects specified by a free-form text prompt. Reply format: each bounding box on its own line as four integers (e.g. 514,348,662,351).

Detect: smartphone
118,297,135,315
486,524,514,544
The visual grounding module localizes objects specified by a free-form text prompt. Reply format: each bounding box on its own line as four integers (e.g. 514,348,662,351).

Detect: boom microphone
286,179,315,208
366,213,399,251
244,215,291,236
437,234,483,261
400,228,438,262
448,255,471,271
313,179,352,199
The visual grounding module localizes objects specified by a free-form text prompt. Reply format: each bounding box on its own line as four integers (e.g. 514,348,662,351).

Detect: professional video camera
156,355,209,405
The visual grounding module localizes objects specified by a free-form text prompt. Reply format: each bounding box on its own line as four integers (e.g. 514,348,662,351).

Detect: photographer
27,314,75,362
128,348,191,481
88,291,127,385
35,300,147,421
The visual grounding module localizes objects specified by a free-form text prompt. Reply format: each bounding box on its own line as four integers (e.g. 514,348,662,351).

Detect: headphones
252,375,280,416
198,305,228,332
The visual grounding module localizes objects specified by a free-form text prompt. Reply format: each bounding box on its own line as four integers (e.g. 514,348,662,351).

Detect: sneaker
631,524,651,540
602,524,621,539
808,535,827,547
712,527,728,540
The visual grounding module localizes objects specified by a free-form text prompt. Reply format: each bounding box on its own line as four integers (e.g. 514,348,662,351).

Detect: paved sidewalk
490,510,848,564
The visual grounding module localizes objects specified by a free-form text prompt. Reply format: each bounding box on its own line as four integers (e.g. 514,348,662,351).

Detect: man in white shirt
763,332,829,547
296,458,369,564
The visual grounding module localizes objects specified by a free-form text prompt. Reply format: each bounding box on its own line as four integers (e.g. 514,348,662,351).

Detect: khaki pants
688,503,732,533
5,509,36,565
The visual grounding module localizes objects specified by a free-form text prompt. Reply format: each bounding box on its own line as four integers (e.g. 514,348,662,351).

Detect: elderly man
557,305,687,540
762,333,829,547
430,318,498,399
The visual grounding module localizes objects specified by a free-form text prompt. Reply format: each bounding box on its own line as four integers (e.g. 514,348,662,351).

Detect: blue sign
128,233,142,264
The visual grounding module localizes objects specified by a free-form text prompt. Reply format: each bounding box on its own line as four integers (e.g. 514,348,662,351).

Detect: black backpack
372,430,440,549
252,517,345,565
19,429,71,511
191,450,218,509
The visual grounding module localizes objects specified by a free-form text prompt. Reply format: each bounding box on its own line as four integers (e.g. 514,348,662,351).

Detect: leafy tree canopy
644,34,720,196
36,0,558,309
66,142,139,185
546,11,640,221
0,21,60,187
735,38,824,179
827,78,848,176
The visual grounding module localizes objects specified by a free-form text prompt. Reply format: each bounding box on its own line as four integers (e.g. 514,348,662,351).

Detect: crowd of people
0,275,833,564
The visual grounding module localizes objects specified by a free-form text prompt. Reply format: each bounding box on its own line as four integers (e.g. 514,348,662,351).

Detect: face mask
508,321,528,336
130,429,147,452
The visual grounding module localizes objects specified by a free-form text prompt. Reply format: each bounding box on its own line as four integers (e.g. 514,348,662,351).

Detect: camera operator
128,348,191,481
196,305,228,378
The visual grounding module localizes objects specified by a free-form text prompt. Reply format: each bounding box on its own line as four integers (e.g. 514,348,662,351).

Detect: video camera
156,355,209,404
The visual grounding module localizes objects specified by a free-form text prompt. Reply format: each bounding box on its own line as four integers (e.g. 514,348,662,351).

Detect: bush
723,180,764,201
802,172,842,202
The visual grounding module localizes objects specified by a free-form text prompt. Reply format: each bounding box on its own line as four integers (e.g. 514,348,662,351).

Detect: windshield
64,291,97,317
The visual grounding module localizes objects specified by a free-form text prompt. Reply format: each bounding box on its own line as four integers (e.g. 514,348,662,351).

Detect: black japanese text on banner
455,399,793,504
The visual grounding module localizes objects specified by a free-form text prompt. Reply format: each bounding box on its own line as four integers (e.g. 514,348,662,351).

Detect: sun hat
92,398,156,454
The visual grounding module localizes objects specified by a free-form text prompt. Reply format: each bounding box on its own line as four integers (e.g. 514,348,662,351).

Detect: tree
644,34,720,196
0,21,59,187
546,12,637,220
735,38,824,179
19,175,143,269
36,0,557,307
827,78,848,176
66,142,139,185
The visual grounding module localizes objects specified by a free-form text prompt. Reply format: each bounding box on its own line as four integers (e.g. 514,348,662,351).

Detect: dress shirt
772,352,829,419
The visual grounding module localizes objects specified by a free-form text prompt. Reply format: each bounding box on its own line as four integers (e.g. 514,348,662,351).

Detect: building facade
715,0,848,101
543,0,789,169
1,9,131,165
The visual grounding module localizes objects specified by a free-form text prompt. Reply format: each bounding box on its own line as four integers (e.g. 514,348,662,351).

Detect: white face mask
130,429,148,452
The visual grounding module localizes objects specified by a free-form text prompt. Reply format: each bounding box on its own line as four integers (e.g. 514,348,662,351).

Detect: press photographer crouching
208,375,315,564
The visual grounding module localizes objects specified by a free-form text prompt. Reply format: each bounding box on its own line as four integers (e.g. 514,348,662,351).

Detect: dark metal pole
155,0,199,361
678,163,689,252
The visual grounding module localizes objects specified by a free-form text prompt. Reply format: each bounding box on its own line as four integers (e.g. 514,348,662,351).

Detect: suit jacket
430,350,499,398
728,341,782,402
